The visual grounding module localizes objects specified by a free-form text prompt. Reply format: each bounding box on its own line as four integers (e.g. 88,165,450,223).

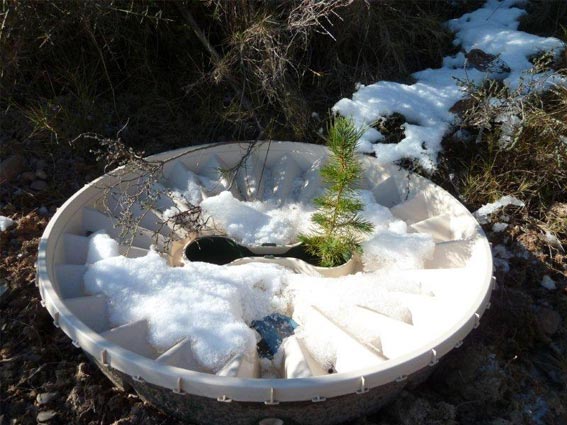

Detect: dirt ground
1,150,566,425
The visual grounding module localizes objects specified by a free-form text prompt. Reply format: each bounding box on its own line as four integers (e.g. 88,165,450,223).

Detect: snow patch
332,0,565,169
84,249,290,372
492,222,509,233
201,191,314,245
474,195,525,224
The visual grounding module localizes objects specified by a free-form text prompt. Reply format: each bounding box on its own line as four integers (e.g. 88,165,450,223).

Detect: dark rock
466,49,511,73
36,392,57,406
30,180,48,191
449,97,476,116
387,392,457,425
537,307,561,336
37,410,57,423
439,345,507,403
0,154,25,183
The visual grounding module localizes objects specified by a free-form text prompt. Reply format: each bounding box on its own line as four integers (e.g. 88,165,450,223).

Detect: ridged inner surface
43,142,491,385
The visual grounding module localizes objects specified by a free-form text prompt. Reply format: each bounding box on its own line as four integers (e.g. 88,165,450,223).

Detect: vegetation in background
437,56,567,231
0,0,461,162
299,116,373,267
519,0,567,39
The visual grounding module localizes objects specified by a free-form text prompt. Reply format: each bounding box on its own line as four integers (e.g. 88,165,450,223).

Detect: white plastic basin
36,141,493,425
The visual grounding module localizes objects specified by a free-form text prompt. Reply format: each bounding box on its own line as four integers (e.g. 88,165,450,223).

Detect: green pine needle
298,116,374,267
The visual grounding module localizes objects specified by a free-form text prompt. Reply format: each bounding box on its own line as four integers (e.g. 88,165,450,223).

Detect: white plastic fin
101,320,157,359
65,294,109,333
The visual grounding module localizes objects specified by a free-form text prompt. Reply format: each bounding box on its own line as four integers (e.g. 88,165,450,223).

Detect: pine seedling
299,116,374,267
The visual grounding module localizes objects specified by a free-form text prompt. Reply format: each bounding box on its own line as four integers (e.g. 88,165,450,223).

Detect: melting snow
200,191,314,245
333,0,565,170
84,184,444,373
474,195,525,224
85,250,291,372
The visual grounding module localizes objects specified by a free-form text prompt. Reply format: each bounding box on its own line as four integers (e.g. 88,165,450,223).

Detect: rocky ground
1,148,566,425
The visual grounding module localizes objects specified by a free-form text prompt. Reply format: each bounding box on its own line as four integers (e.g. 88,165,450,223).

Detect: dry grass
438,69,567,222
0,0,458,161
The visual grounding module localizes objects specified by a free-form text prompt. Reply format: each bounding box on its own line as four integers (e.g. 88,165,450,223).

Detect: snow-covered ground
333,0,565,171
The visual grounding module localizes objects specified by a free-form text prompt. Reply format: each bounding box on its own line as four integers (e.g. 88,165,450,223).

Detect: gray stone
36,392,57,406
37,410,57,422
30,180,48,191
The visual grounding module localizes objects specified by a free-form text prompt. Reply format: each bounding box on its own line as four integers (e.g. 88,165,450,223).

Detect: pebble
541,275,557,291
0,154,25,183
37,410,57,422
36,392,57,406
30,180,48,191
35,169,48,180
38,206,50,217
538,307,561,336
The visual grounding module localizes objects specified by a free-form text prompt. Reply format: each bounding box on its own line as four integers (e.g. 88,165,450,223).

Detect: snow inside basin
36,141,493,425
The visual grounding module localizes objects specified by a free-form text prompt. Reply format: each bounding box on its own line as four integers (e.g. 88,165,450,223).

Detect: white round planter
36,141,493,425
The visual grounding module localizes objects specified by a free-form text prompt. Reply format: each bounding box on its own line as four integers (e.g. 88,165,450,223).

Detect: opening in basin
184,236,321,266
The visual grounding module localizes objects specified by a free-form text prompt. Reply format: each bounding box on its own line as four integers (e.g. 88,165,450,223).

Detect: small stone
37,410,57,422
20,171,36,182
0,154,25,183
449,97,476,116
466,48,510,73
30,180,48,191
538,307,561,336
35,169,47,180
541,275,557,291
36,392,57,406
38,206,49,217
